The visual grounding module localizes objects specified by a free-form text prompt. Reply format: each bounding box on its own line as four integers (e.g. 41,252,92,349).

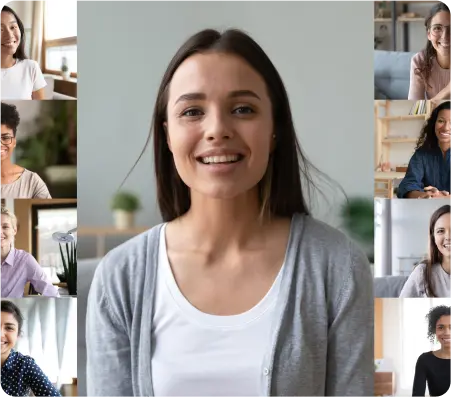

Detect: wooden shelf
375,171,406,179
382,137,417,143
379,114,426,121
397,17,425,22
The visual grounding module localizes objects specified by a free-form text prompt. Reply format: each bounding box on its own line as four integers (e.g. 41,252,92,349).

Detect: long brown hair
121,29,342,222
423,204,450,297
414,2,450,89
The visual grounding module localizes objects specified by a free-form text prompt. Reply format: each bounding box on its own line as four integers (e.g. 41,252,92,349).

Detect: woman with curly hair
400,205,450,297
412,305,450,396
1,102,51,198
1,6,46,100
408,3,450,101
397,101,450,198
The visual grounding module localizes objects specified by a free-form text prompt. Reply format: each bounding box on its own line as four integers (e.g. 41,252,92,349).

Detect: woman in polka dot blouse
1,300,61,396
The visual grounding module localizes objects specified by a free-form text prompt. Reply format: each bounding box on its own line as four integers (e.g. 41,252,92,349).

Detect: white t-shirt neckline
159,222,286,328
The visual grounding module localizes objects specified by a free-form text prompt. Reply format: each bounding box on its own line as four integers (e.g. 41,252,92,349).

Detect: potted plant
61,57,70,80
340,197,374,264
56,239,77,296
111,191,141,229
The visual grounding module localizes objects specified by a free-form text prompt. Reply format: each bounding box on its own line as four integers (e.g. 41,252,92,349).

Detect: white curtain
14,298,77,388
30,1,44,65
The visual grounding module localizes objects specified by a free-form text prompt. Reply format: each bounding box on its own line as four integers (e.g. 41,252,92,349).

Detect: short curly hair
1,102,20,137
426,305,451,343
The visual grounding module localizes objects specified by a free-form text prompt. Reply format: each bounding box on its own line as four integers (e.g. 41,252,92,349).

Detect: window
31,203,77,284
43,1,77,76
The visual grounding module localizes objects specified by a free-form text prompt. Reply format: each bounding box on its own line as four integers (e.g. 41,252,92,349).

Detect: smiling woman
1,6,46,100
411,305,451,396
1,102,51,199
0,300,61,396
86,28,374,396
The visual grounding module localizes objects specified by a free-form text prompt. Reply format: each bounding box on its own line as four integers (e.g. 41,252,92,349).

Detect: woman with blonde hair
1,207,59,297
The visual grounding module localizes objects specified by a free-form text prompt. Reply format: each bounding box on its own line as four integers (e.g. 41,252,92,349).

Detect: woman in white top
86,29,374,396
1,6,46,100
400,204,450,297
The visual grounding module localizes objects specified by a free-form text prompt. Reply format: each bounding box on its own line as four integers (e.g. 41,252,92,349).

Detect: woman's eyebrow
175,90,261,105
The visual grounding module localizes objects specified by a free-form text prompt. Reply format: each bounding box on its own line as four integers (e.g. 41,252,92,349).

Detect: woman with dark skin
1,300,61,396
397,101,450,199
412,305,450,396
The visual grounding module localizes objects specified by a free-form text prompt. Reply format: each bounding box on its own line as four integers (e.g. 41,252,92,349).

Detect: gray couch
374,50,416,100
373,275,408,298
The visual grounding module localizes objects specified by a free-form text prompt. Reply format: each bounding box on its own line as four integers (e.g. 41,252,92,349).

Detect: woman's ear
270,134,276,153
163,122,172,152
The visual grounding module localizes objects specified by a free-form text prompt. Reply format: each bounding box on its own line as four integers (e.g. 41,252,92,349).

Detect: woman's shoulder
93,223,164,287
412,51,425,65
17,59,40,70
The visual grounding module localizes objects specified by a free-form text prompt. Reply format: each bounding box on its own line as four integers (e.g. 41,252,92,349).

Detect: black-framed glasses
1,135,14,145
430,24,451,37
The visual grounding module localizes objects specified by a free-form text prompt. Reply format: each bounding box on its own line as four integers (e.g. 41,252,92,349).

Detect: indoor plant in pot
61,57,70,80
111,191,141,229
53,229,77,296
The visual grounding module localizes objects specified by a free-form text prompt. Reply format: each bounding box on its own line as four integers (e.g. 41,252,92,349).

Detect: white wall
390,198,449,275
5,1,33,29
77,1,374,258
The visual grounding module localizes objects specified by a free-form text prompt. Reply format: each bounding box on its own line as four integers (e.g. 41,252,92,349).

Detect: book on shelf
409,100,426,115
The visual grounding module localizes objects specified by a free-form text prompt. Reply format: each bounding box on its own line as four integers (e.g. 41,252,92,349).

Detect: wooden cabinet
374,372,395,396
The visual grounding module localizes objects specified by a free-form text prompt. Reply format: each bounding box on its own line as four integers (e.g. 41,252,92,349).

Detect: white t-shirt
151,223,285,396
1,59,47,100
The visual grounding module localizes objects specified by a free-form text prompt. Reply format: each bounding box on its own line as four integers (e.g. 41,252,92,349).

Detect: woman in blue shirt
397,101,450,199
1,300,61,396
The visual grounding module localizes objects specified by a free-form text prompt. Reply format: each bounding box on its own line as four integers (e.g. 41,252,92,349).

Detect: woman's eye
182,109,202,117
233,106,254,115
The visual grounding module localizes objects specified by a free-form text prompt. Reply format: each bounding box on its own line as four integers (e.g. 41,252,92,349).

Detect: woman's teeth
200,155,240,164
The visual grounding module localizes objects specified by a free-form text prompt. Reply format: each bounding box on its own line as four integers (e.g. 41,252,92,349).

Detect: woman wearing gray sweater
86,29,374,396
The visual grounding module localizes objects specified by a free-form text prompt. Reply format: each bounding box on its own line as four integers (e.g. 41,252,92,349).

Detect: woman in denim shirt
397,101,450,199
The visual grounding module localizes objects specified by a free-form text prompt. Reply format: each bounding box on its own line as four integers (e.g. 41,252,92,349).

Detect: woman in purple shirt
1,207,59,298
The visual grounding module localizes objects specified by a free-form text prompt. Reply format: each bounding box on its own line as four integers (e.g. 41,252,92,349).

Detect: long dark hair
415,101,450,151
1,6,27,60
1,300,24,335
414,2,450,88
422,204,450,297
121,29,341,222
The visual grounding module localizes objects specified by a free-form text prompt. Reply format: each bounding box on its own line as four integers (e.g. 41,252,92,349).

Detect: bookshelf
374,100,432,198
374,1,439,51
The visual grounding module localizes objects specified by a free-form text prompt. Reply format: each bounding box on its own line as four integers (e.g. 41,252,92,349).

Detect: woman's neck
1,54,15,69
436,52,450,69
1,159,14,177
437,346,451,359
439,142,450,156
1,246,12,263
442,256,450,273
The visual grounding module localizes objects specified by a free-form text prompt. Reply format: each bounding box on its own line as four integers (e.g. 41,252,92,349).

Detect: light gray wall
77,1,374,258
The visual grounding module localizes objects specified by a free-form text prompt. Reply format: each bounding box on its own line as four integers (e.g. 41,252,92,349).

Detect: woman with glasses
397,101,450,199
412,305,450,396
1,102,51,199
1,6,46,100
86,28,374,396
409,2,450,101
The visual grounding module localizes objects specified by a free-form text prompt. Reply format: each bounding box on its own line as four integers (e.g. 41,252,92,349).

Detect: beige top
399,262,450,298
408,52,450,100
1,169,51,199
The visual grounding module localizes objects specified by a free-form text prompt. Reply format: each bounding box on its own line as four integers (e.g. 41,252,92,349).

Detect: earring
272,134,276,139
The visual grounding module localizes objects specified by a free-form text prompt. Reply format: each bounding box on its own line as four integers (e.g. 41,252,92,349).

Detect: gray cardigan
86,213,374,396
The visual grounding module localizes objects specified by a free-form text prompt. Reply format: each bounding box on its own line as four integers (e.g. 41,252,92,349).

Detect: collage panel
375,99,449,200
375,298,450,396
374,1,449,101
374,198,449,299
1,1,77,100
1,297,77,396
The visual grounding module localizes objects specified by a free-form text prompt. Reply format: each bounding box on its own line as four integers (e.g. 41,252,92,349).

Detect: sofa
373,275,408,298
374,50,416,100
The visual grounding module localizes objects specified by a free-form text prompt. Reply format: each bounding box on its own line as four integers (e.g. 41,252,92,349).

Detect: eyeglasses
1,135,14,145
430,24,451,37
